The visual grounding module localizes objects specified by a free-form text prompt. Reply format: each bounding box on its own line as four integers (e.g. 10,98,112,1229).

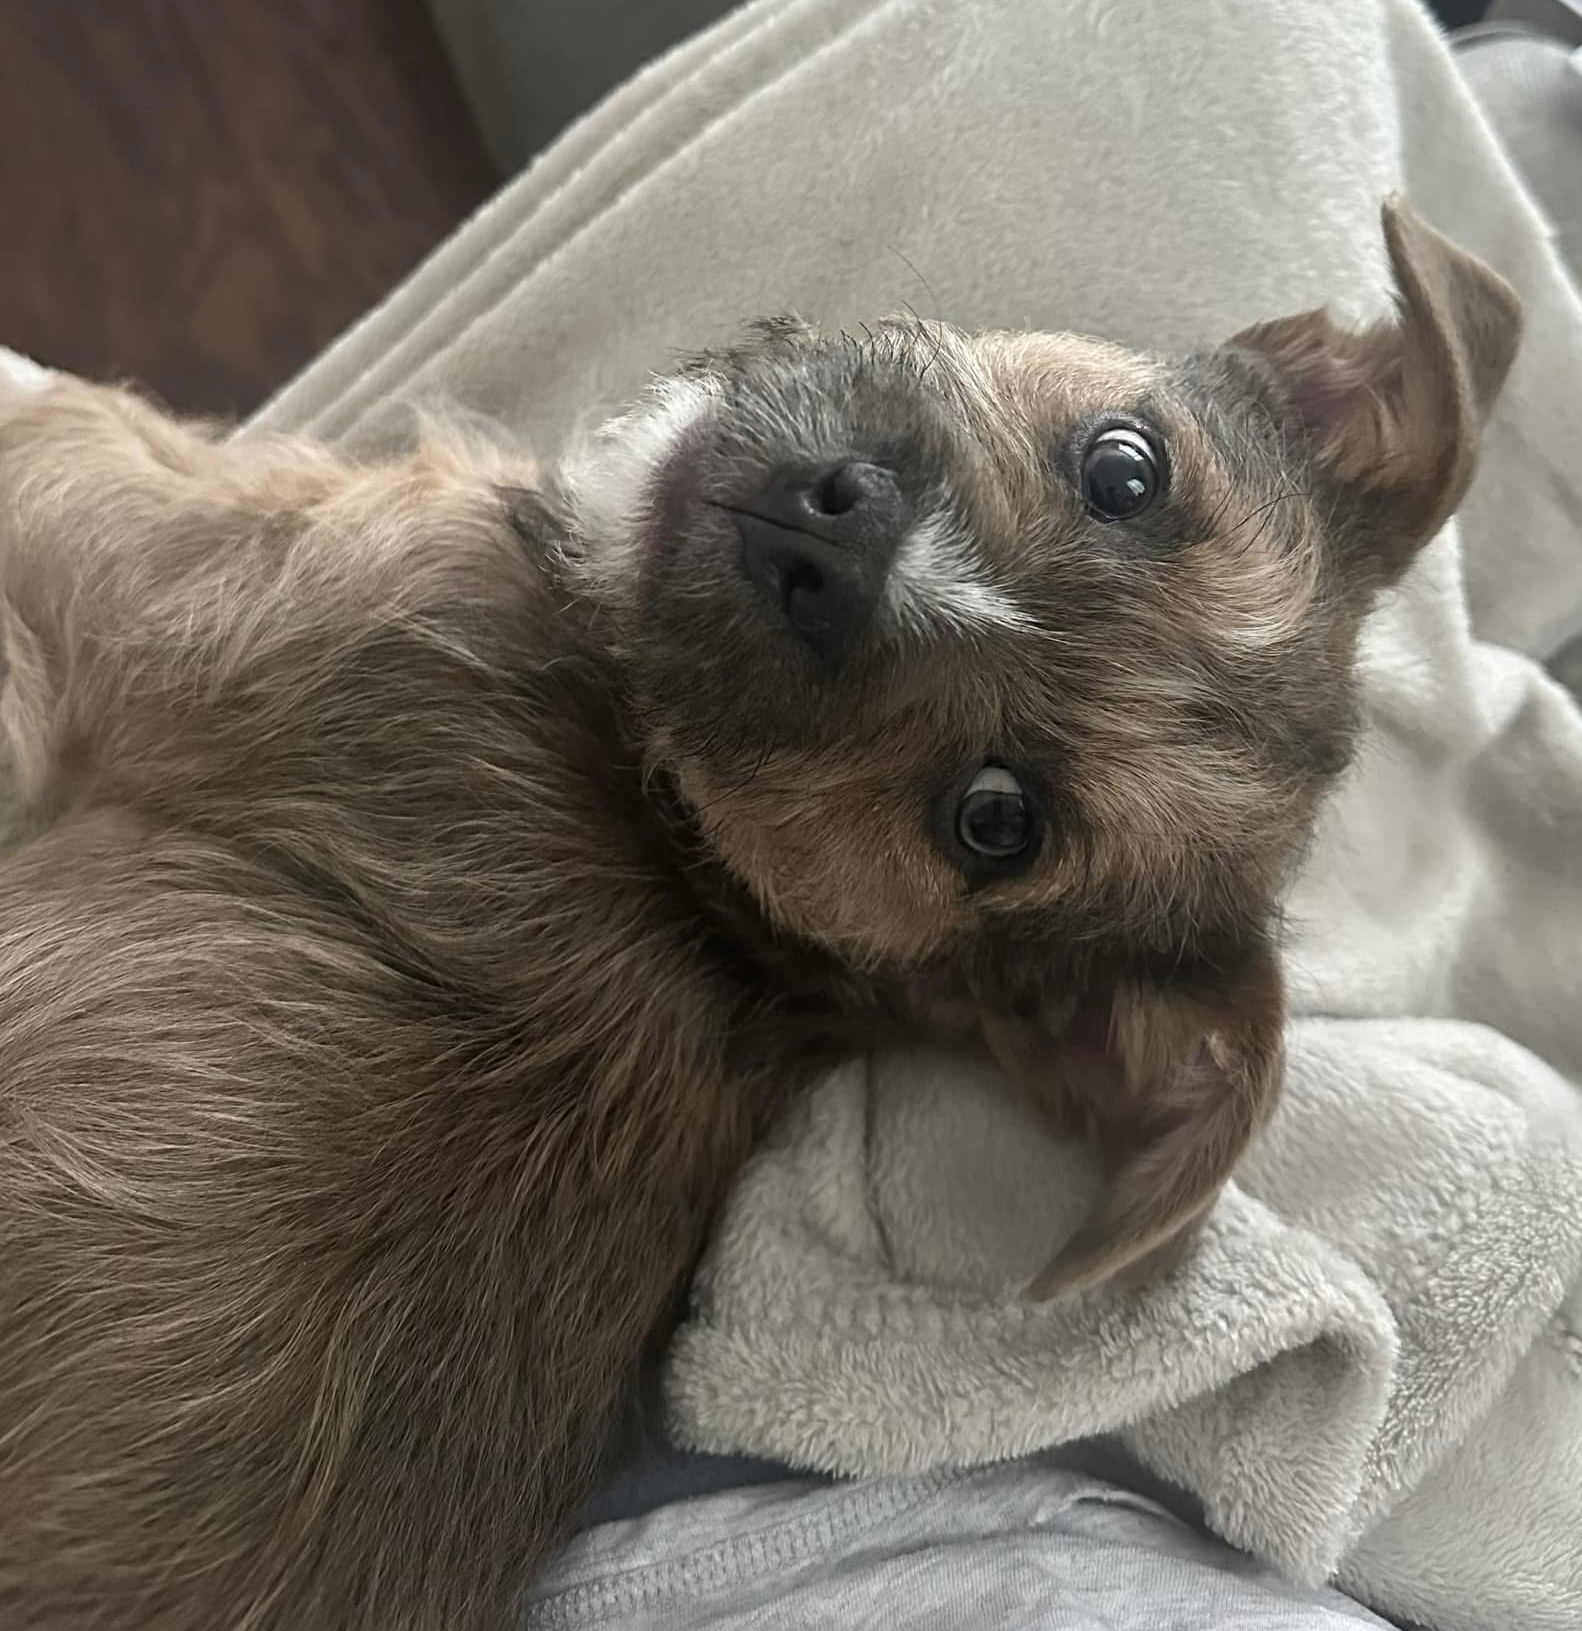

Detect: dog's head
558,201,1521,1290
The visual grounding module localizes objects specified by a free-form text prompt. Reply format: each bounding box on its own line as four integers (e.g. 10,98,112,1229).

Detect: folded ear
1228,197,1522,587
982,943,1284,1298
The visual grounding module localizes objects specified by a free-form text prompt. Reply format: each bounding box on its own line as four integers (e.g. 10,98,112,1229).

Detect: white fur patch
557,375,720,574
0,348,55,396
885,513,1034,638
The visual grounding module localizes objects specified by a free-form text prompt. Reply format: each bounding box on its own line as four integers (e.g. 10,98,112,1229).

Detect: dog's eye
1081,427,1162,520
956,766,1034,859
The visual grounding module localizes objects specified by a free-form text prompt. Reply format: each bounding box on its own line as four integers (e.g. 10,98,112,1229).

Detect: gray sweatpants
527,1457,1394,1629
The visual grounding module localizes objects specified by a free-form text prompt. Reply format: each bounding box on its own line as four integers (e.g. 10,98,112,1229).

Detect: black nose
734,460,906,652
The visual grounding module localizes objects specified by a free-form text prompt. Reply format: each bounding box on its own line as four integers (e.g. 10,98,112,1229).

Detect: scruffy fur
0,202,1519,1628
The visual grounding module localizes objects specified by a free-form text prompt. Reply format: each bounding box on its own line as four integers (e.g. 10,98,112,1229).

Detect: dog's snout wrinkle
707,498,863,551
728,461,906,655
738,460,904,544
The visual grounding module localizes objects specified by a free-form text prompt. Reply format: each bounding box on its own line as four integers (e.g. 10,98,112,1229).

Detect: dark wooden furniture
0,0,496,417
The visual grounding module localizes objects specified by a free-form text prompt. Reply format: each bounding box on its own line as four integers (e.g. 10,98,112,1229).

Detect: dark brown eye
956,766,1035,859
1081,427,1162,520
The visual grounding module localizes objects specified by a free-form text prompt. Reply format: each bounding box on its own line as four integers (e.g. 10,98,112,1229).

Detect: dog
0,201,1518,1629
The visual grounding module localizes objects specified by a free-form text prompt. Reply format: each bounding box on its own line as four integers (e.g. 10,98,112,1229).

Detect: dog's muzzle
730,459,907,656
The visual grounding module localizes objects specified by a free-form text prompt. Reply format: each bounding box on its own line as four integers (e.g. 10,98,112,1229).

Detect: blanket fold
665,1025,1582,1600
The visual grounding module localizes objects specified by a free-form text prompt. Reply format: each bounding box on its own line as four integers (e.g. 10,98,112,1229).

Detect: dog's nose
735,461,905,652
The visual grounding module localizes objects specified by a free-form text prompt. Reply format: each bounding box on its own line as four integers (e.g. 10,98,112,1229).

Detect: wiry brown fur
0,202,1520,1628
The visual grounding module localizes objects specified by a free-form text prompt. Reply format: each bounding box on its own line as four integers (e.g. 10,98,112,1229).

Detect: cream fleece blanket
246,2,1582,1627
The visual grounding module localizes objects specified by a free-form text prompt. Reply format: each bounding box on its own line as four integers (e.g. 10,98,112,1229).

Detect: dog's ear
1228,198,1522,586
982,943,1284,1298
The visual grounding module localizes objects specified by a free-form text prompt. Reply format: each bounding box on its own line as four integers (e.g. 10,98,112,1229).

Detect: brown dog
0,201,1518,1629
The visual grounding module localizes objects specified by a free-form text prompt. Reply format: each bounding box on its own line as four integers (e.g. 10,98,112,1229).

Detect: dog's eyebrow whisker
886,243,945,323
1217,487,1307,556
713,746,776,801
924,320,948,382
890,302,948,383
1200,477,1243,538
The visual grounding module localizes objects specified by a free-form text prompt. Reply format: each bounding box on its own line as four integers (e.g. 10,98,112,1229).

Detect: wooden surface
0,0,497,418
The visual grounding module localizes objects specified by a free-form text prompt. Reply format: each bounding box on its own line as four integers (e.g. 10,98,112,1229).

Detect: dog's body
0,205,1519,1628
0,401,802,1629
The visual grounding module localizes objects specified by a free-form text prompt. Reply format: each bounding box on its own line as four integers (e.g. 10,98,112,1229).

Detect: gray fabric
1455,23,1582,283
1486,0,1582,44
1453,19,1582,703
669,1036,1582,1629
425,0,740,174
244,0,1582,1626
579,1442,808,1529
527,1457,1397,1629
